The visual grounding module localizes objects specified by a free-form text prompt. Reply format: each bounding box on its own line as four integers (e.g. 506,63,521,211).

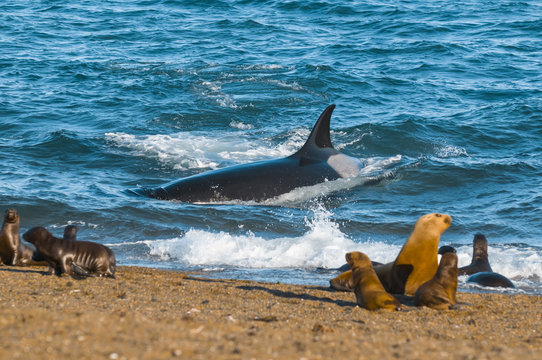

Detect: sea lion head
472,233,488,261
3,209,19,224
23,227,52,246
64,225,78,241
414,213,452,237
438,245,456,255
438,252,458,275
345,251,371,268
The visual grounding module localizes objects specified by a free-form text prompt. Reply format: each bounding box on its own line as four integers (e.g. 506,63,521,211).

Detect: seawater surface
1,0,541,294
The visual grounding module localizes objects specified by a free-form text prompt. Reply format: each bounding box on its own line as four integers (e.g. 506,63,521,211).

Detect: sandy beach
0,265,540,360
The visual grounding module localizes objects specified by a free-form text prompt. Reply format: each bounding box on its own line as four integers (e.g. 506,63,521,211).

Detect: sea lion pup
60,224,116,277
0,209,45,266
438,245,456,255
458,233,492,276
63,224,78,241
346,251,400,311
466,272,515,289
34,224,84,274
23,226,116,278
414,251,458,310
330,260,383,291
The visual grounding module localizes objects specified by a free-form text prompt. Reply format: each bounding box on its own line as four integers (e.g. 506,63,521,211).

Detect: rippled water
1,0,541,294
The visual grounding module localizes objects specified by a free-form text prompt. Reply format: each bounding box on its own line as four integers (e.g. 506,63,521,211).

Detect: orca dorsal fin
295,105,336,156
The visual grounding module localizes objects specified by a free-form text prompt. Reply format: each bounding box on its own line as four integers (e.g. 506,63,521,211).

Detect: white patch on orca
327,154,364,178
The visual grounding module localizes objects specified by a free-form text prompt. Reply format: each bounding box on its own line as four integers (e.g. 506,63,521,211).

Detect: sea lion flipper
70,262,94,279
392,264,414,294
329,270,354,292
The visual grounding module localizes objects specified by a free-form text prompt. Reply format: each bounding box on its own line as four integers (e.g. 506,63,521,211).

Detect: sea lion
0,209,44,266
63,224,78,241
330,213,452,295
458,234,492,275
33,224,83,274
383,213,452,295
466,272,515,289
346,251,400,311
414,252,458,310
330,260,383,291
437,245,456,255
23,226,116,278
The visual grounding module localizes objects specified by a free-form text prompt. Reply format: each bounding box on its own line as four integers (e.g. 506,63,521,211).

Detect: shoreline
1,265,541,359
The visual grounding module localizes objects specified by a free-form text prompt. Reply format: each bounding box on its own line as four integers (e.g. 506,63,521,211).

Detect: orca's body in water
134,105,364,203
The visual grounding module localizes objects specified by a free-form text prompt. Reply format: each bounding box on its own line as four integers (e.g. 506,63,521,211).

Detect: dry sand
1,265,541,360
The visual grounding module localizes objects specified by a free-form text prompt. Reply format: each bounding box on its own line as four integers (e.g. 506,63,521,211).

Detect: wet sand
1,265,540,360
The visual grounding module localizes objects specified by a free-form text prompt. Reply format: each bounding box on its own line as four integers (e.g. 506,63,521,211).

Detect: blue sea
1,0,541,294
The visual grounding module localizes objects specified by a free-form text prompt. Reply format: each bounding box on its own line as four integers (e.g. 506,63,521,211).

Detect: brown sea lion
34,224,83,274
437,245,456,255
458,233,492,275
346,251,400,311
330,213,452,295
0,209,45,266
23,226,116,278
63,224,78,241
414,251,458,310
466,272,515,289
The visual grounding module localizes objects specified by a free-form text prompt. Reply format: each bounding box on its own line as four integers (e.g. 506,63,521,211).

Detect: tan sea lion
380,213,452,295
329,269,354,291
346,251,400,311
414,251,458,310
0,209,45,266
330,213,452,295
23,226,116,278
458,233,492,275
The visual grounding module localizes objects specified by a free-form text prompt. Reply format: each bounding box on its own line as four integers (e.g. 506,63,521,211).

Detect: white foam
434,144,468,158
229,121,254,130
49,221,100,230
142,207,399,269
105,131,304,170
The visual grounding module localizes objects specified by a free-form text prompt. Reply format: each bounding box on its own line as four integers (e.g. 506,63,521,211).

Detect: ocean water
1,0,541,294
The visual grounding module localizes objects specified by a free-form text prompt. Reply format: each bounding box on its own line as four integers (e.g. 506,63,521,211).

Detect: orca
134,105,364,203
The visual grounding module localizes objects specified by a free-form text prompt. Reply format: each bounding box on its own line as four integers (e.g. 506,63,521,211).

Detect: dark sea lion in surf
414,251,458,310
0,209,47,266
331,213,452,295
438,240,515,289
466,272,515,289
346,251,400,311
23,226,116,278
458,234,492,276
